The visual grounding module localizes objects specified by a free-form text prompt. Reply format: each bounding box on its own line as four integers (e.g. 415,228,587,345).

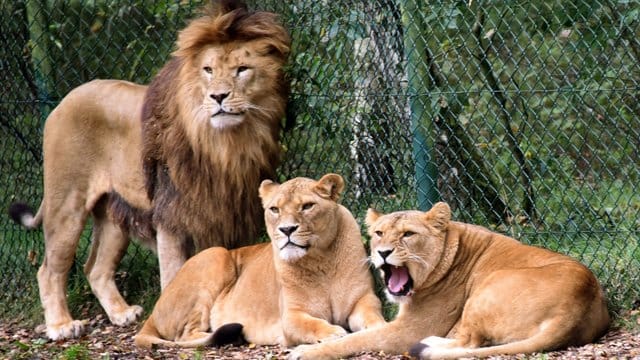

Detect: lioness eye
403,231,415,237
203,66,213,74
374,230,383,237
237,66,249,75
301,202,314,211
269,206,279,214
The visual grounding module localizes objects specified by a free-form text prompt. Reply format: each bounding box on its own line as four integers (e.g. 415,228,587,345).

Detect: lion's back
45,79,146,138
42,79,149,207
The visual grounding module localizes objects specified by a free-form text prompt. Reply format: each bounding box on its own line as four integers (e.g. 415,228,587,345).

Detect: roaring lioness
134,173,385,348
289,202,610,359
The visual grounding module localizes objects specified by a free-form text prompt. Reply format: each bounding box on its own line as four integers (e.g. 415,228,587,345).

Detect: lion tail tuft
8,202,42,229
212,323,246,346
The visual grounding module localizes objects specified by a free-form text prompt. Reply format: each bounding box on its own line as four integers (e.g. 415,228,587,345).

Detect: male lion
289,202,610,359
133,173,386,348
8,0,290,340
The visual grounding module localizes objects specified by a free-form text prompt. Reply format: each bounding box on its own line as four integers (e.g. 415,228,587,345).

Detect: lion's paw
46,319,87,340
318,325,347,342
287,344,320,360
421,335,455,348
108,305,143,326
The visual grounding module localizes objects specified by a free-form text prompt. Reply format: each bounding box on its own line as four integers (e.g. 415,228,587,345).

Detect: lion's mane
129,0,290,250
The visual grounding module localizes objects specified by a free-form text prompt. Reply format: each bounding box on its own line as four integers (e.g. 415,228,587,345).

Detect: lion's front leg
287,321,416,360
283,310,348,346
156,227,191,289
347,293,386,332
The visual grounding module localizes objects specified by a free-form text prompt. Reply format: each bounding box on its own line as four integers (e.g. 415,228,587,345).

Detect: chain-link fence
2,0,639,321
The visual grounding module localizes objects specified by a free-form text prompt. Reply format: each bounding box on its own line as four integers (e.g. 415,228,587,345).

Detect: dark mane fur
117,0,290,250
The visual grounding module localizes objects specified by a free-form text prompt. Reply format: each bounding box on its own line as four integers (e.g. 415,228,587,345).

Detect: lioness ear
365,208,383,227
259,179,279,201
424,202,451,230
315,173,345,201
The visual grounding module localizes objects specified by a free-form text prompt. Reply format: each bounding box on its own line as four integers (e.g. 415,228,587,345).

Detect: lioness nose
279,225,298,236
378,250,393,260
210,92,229,104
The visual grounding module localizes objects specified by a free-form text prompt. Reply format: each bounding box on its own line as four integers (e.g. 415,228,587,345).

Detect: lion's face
184,40,285,130
259,174,345,262
366,202,451,302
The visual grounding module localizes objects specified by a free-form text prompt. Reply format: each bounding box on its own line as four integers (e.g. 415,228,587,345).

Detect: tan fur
10,1,290,341
289,202,610,360
134,174,385,348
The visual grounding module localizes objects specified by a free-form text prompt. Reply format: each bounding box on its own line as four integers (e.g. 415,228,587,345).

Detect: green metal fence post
26,0,54,120
401,0,439,211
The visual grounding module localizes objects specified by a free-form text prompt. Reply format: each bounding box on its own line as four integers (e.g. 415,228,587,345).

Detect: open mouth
381,264,413,296
279,239,309,251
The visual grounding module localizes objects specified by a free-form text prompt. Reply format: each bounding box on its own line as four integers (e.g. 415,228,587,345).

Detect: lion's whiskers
361,256,373,267
407,253,429,268
246,103,277,117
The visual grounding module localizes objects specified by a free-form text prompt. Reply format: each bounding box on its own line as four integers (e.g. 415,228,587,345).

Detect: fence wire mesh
1,0,639,320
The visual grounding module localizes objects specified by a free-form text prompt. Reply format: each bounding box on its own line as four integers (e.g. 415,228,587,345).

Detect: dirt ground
1,313,639,360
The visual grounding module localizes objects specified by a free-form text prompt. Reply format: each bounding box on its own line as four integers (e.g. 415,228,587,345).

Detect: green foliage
58,345,91,360
25,0,203,99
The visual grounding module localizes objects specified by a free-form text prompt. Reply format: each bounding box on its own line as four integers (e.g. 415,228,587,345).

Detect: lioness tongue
388,266,409,293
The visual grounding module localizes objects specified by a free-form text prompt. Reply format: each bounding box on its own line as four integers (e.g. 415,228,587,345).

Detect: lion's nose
210,92,229,104
279,225,298,236
378,250,393,260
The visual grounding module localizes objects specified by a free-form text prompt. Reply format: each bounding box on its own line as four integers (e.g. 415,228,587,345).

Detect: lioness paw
421,335,457,348
317,325,347,342
363,317,387,330
409,336,456,359
409,342,431,359
47,319,87,340
108,305,143,326
287,344,327,360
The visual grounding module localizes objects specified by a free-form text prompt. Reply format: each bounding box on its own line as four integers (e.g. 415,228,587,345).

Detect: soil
1,313,639,360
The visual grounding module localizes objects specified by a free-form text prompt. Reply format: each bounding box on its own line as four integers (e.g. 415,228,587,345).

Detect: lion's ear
259,179,279,200
365,208,383,227
424,202,451,230
315,173,345,201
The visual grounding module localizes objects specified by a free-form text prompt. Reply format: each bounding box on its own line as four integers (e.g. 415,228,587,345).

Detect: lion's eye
301,202,314,211
403,231,415,237
236,66,249,75
203,66,213,74
374,230,383,237
269,207,279,214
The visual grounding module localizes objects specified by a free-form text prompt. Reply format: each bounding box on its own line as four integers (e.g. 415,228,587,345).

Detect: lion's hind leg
135,247,238,348
85,205,142,326
411,267,584,359
38,196,91,340
410,316,570,359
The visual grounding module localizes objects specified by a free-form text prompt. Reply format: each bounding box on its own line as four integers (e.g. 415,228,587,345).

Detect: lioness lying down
134,174,385,348
290,202,610,359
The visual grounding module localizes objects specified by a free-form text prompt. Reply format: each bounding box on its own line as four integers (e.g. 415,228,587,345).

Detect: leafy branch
472,9,537,224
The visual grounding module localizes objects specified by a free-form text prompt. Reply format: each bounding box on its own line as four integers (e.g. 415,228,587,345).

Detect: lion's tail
135,319,245,349
8,201,43,229
133,316,196,349
410,341,549,360
409,327,569,360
